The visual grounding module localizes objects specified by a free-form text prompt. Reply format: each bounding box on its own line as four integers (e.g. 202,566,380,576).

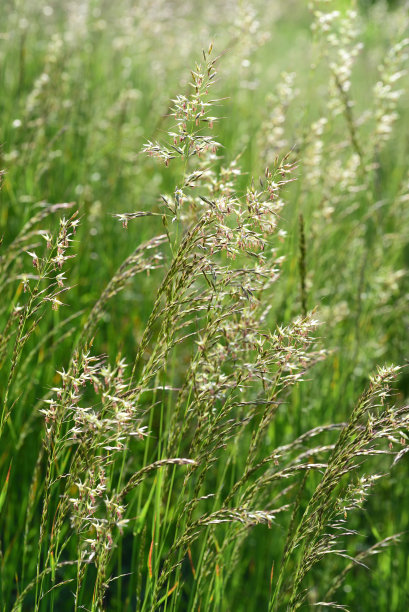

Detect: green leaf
0,462,12,514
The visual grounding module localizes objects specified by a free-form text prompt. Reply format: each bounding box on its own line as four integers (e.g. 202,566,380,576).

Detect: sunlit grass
1,1,409,610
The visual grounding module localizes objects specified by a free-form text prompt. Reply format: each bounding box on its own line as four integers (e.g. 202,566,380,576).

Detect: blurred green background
1,0,409,609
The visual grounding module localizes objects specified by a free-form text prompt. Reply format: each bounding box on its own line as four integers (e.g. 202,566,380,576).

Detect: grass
1,1,409,610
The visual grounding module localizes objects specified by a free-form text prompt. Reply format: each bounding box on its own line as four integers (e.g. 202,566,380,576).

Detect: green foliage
1,1,409,610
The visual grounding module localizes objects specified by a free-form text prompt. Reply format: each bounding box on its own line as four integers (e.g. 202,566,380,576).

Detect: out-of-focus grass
1,1,409,610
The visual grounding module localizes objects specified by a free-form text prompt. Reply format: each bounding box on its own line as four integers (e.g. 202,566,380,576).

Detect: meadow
1,0,409,610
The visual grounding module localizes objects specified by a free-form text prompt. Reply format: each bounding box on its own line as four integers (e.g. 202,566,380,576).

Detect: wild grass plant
1,1,409,611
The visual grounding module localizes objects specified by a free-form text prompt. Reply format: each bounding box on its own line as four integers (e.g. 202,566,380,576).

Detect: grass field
1,1,409,610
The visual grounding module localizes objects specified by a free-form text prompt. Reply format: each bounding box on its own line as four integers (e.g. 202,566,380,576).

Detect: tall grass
1,1,409,610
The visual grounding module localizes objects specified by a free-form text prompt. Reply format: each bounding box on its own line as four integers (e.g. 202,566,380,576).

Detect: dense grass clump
1,1,409,610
